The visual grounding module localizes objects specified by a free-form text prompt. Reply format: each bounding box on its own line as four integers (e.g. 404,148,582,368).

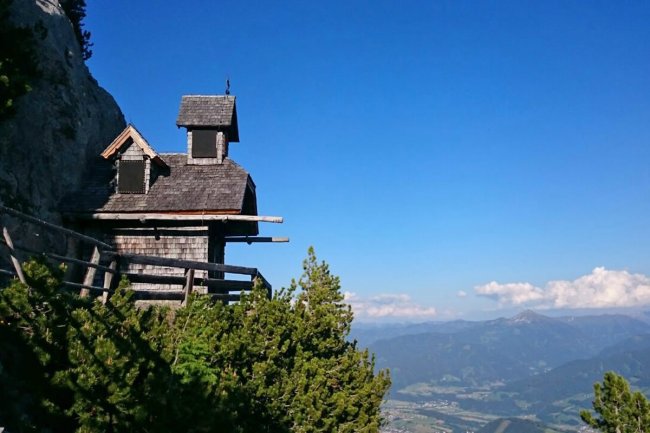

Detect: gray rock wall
0,0,125,221
0,0,124,261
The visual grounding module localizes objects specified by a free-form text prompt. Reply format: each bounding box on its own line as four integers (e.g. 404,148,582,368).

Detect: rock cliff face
0,0,125,222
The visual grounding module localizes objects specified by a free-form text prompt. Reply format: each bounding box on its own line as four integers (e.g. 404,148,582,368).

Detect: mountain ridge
367,311,650,394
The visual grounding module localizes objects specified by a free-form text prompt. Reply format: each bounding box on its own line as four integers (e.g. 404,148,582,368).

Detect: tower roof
176,95,239,142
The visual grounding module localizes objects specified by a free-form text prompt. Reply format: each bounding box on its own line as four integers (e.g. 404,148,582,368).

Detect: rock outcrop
0,0,125,222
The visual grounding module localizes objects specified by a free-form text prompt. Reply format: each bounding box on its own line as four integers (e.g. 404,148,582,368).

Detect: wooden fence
0,205,271,303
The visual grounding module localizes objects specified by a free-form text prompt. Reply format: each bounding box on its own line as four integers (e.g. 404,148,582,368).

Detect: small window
192,130,218,158
118,160,145,193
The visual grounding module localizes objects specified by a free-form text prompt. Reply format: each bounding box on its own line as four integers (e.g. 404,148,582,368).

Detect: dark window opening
192,130,218,158
118,160,145,193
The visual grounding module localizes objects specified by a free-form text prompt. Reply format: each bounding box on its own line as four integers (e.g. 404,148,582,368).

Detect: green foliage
0,0,40,121
580,371,650,433
0,249,390,432
60,0,92,61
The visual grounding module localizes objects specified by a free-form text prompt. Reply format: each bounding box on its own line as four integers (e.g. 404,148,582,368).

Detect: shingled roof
176,95,239,142
63,154,255,215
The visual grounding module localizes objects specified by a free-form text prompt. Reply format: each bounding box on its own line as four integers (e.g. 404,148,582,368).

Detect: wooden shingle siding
112,227,210,291
121,141,145,160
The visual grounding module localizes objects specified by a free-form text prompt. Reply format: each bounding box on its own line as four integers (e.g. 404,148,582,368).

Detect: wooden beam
182,268,195,305
123,272,254,291
0,205,114,250
80,246,101,297
224,236,289,243
60,281,241,303
0,268,16,277
2,226,26,284
73,213,283,223
9,243,117,274
132,290,240,302
105,251,259,276
61,280,106,295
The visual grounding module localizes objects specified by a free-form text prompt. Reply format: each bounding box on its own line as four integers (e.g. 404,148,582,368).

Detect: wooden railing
0,205,271,303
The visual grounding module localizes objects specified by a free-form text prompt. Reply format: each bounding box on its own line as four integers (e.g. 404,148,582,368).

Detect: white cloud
475,267,650,309
475,281,545,305
457,290,468,298
344,291,437,320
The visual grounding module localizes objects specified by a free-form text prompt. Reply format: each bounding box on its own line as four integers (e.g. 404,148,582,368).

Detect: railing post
183,268,195,305
2,226,26,284
101,259,118,304
81,246,101,297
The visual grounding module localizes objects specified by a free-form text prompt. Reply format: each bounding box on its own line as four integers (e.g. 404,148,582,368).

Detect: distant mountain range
367,310,650,390
350,319,483,346
358,311,650,427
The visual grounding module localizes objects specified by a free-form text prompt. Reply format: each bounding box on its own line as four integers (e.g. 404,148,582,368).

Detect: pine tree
0,258,79,431
0,249,390,433
581,371,650,433
60,0,92,60
287,248,390,433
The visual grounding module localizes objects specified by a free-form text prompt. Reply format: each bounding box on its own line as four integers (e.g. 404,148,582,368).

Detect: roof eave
100,124,168,168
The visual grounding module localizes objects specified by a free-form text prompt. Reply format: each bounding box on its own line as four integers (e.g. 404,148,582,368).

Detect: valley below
353,310,650,433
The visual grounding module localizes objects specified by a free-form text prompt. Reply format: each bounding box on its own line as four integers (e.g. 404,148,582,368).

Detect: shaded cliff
0,0,124,221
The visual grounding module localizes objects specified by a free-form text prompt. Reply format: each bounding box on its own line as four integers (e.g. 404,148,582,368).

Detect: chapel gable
100,124,167,194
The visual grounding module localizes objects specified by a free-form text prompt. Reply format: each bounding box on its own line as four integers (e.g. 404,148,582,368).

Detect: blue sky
85,1,650,321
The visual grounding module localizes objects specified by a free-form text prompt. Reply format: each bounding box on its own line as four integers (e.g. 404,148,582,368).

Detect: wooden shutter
118,160,145,193
192,130,218,158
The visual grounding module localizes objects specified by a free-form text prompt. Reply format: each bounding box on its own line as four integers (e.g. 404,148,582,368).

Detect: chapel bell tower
176,95,240,165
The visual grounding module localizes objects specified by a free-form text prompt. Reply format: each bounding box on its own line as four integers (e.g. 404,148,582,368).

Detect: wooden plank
183,268,195,305
123,272,254,291
80,246,101,297
224,236,289,243
204,278,253,291
132,290,185,301
61,282,241,303
61,280,106,295
75,213,283,223
102,260,118,304
133,290,240,302
208,293,240,302
0,205,114,250
105,252,259,276
0,268,16,277
9,243,117,274
2,226,27,284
